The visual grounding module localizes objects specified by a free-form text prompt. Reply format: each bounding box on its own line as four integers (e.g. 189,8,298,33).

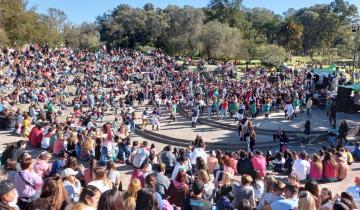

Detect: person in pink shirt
207,151,218,174
223,155,235,176
130,162,149,187
309,154,323,182
251,150,266,177
53,132,65,155
84,158,98,185
33,151,52,178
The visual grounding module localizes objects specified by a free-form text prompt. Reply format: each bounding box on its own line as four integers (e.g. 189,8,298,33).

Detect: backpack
216,196,235,210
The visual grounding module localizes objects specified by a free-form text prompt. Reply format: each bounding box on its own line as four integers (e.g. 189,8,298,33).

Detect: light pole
352,24,360,84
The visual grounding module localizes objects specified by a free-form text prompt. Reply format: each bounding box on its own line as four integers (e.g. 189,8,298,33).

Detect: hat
0,180,15,195
61,168,78,178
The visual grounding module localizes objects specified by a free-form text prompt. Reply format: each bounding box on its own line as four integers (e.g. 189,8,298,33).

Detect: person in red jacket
28,124,43,147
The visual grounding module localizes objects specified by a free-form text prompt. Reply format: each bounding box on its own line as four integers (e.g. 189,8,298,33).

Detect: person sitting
197,169,215,201
33,152,51,178
13,157,43,209
28,123,44,147
160,145,176,174
237,151,253,176
11,140,26,163
251,150,266,178
182,179,212,210
131,162,149,188
291,151,310,182
232,174,256,209
335,152,349,181
269,184,299,210
132,141,150,169
309,154,322,182
61,168,81,202
167,169,190,207
322,151,339,183
272,152,285,173
154,163,170,199
346,176,360,208
49,151,68,177
88,167,113,193
0,180,18,210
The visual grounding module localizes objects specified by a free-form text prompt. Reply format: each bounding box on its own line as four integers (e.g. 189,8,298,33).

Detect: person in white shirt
88,167,113,193
132,141,150,168
291,151,310,181
190,143,208,171
61,168,82,202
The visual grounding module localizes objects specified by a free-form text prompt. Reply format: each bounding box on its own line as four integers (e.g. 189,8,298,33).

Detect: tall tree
278,18,303,60
200,20,248,61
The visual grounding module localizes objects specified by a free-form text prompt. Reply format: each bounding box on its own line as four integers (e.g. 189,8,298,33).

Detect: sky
27,0,360,24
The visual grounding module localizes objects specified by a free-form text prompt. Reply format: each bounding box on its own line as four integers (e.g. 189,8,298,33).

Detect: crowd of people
0,45,358,210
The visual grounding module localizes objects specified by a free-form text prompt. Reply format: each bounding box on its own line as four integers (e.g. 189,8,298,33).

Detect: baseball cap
61,168,78,178
0,180,15,195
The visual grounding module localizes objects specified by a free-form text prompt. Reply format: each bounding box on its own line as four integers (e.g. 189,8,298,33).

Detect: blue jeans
118,145,131,161
207,107,212,118
130,121,136,133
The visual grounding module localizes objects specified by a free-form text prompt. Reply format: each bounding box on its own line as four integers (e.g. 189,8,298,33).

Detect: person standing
151,110,160,131
141,108,149,129
306,97,313,118
339,120,349,145
249,129,256,152
329,101,337,125
191,106,199,128
207,98,213,119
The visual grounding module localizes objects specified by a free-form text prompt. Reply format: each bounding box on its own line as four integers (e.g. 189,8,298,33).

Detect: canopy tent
312,64,345,75
343,83,360,92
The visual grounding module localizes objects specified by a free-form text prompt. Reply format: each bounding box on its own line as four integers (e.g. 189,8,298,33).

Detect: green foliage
258,44,287,67
63,23,100,50
0,0,359,63
200,21,248,60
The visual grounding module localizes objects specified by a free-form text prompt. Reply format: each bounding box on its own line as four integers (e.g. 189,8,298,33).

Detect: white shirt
292,159,310,181
133,148,150,168
190,148,208,164
88,180,112,193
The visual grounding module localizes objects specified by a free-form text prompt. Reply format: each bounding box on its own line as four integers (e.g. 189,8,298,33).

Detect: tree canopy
0,0,359,62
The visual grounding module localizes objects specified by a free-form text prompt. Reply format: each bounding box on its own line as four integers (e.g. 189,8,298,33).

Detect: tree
291,0,358,56
258,44,287,67
200,20,248,61
0,0,63,47
163,6,204,55
278,18,303,60
63,23,100,50
46,8,68,32
244,7,282,44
